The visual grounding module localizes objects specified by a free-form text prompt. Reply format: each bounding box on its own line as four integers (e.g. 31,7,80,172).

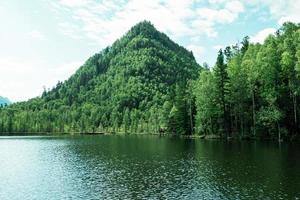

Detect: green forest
0,21,300,140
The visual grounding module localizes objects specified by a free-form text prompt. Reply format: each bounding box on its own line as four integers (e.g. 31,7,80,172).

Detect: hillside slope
0,21,200,134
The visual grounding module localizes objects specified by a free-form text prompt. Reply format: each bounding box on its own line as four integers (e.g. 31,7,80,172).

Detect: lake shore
1,131,299,142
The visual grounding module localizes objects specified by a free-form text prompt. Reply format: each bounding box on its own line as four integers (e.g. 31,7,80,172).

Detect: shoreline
0,131,299,142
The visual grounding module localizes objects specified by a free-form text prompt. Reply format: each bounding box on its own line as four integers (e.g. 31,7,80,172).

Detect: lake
0,135,299,199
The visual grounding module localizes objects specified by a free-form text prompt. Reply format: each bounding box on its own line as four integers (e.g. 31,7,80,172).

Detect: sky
0,0,300,102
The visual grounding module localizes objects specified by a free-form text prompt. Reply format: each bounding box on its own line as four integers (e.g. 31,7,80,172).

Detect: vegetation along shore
1,21,300,141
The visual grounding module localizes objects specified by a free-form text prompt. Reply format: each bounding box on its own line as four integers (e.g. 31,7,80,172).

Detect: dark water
0,135,299,200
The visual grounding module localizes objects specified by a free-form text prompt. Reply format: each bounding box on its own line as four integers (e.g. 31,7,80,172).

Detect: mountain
0,96,11,106
0,21,200,134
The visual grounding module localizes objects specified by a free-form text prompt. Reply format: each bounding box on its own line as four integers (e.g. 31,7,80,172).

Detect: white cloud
267,0,300,24
225,1,244,13
59,0,88,7
58,22,83,39
242,0,300,25
187,44,205,62
52,61,83,78
208,0,227,4
213,45,224,50
0,57,83,102
278,15,300,26
50,0,245,44
196,7,239,24
28,30,46,40
250,28,276,44
0,57,44,102
192,1,244,38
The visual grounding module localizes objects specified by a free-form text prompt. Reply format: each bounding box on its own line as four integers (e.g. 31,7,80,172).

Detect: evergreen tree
214,50,230,137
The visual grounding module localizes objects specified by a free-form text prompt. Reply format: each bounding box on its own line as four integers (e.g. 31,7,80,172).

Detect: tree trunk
235,110,238,134
293,94,298,135
230,111,233,133
228,104,232,137
222,99,227,138
278,122,281,142
210,117,213,136
252,89,256,137
240,112,244,137
189,99,193,134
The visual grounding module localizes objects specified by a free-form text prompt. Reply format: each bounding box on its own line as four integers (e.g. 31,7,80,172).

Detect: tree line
194,22,300,140
0,21,299,140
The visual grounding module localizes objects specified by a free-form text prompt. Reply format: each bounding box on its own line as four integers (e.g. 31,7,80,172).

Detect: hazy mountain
0,96,11,106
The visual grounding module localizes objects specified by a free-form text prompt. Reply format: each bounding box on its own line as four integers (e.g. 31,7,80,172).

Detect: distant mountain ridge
0,96,11,106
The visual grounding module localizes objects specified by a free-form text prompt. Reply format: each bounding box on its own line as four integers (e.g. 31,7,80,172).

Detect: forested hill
0,21,200,135
1,22,299,140
0,96,11,106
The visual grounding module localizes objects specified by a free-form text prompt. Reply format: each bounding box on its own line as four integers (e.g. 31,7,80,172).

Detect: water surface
0,135,299,199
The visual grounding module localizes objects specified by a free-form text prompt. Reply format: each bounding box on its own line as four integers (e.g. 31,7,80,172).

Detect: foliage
1,21,300,141
0,21,199,135
194,22,300,140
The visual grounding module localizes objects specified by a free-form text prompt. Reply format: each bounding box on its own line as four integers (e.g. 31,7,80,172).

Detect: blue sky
0,0,299,102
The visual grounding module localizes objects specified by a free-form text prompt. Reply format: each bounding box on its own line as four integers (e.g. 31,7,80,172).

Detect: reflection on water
0,135,299,199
